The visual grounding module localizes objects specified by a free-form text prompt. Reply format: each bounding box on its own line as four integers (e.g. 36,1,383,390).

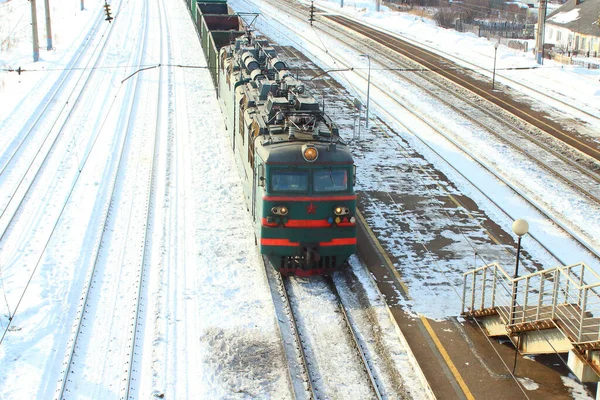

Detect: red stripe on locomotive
261,238,357,246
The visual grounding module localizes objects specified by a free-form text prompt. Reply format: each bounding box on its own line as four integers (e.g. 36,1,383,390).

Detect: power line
1,62,565,76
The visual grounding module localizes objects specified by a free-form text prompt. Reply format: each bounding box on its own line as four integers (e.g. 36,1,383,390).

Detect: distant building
543,0,600,55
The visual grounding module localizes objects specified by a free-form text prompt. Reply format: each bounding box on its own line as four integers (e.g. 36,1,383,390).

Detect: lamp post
360,54,371,129
492,42,499,91
510,218,528,374
510,218,529,324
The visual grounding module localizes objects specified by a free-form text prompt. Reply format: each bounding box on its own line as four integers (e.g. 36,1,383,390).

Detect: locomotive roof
225,31,355,167
227,33,346,141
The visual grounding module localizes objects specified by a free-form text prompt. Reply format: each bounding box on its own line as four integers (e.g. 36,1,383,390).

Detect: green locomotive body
191,1,357,275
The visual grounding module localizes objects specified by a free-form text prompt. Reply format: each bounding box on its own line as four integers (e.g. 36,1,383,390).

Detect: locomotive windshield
313,169,348,192
271,170,309,192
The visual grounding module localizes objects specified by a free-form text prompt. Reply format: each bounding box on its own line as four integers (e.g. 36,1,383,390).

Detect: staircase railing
462,262,600,345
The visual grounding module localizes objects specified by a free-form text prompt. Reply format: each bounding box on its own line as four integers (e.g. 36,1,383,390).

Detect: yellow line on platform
420,316,475,400
358,207,475,399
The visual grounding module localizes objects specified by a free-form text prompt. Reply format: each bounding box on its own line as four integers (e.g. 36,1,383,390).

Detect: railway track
323,9,600,125
56,0,168,396
320,14,600,184
0,0,136,344
326,15,600,163
265,260,385,399
0,9,115,243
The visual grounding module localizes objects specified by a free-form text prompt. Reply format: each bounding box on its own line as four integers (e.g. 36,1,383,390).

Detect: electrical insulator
309,1,315,26
103,2,113,23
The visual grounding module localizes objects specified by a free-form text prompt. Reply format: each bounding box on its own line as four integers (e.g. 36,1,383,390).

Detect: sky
1,0,599,398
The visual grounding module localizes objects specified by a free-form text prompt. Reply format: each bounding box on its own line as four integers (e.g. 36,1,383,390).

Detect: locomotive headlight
334,206,350,216
302,145,318,162
271,205,289,216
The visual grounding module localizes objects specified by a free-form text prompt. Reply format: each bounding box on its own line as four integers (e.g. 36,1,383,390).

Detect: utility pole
535,0,547,64
376,0,380,12
44,0,52,50
31,0,40,61
340,0,343,7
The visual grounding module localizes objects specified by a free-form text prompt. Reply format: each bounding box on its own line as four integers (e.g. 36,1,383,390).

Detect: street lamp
510,218,528,374
510,218,529,325
492,42,499,91
360,54,371,129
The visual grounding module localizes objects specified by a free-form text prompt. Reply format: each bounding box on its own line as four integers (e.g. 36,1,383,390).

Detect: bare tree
434,7,458,27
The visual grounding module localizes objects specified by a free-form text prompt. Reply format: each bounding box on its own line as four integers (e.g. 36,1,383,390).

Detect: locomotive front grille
279,254,339,270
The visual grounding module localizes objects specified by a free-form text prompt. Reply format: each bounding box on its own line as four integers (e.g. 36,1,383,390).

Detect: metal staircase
462,262,600,382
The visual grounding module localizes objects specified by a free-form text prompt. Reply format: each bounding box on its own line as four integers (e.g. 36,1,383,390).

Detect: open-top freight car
189,0,357,276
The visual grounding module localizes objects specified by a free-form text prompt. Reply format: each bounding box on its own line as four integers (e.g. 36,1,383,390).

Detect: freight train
187,0,357,276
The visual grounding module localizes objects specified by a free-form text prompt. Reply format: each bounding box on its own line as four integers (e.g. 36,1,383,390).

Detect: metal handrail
462,262,600,345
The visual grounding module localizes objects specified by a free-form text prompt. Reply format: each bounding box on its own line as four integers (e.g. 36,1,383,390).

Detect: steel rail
326,276,383,400
318,5,600,124
0,10,108,177
327,15,600,163
324,49,599,263
0,0,132,351
122,0,168,396
262,257,310,399
331,54,600,262
123,0,172,394
278,272,318,400
57,0,153,397
0,10,119,242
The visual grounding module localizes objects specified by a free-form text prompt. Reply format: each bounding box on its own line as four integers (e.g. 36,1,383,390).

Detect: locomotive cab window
313,169,348,192
271,170,309,192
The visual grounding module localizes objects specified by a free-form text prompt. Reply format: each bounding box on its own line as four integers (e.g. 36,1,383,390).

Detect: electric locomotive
193,2,357,275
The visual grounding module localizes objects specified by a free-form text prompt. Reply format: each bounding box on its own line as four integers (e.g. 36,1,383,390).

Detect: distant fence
549,53,600,69
542,44,600,69
454,20,530,52
455,20,534,41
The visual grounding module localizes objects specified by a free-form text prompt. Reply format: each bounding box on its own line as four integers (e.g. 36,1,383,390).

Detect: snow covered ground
1,0,600,398
0,0,290,397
